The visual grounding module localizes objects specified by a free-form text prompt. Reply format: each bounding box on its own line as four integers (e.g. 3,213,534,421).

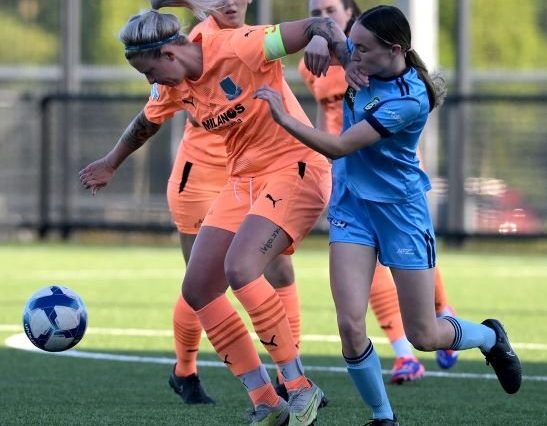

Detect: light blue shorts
328,186,436,269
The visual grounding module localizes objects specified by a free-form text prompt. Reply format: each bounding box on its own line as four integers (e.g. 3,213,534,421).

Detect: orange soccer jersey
164,16,229,234
174,16,229,168
298,59,347,135
145,25,325,178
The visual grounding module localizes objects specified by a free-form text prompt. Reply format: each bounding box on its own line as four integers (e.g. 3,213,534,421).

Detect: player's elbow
326,144,353,160
325,146,346,160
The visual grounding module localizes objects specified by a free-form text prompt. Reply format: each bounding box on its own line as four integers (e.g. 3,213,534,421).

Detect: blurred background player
298,0,458,377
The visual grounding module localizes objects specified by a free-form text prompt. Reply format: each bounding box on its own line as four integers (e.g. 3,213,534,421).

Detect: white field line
1,324,547,351
4,333,547,383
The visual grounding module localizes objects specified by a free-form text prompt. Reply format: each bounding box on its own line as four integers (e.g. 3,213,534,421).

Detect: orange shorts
203,160,332,254
166,154,228,235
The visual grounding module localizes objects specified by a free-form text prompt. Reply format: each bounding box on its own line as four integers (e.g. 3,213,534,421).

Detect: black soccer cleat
363,414,399,425
168,367,215,404
481,319,522,394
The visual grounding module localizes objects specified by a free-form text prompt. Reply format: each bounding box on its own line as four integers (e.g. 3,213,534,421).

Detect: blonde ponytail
150,0,221,20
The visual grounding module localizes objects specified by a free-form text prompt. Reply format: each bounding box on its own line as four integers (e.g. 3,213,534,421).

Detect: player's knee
182,272,218,310
337,316,366,348
224,259,255,289
265,256,295,287
406,330,437,351
181,286,199,309
265,268,295,288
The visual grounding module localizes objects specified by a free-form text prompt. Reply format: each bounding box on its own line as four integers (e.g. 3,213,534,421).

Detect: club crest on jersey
364,96,380,111
220,76,242,100
150,83,160,101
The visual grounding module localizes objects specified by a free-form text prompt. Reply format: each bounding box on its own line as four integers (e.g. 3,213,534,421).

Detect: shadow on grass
1,346,546,426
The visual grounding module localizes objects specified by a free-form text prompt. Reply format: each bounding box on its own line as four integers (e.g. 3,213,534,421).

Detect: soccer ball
22,285,87,352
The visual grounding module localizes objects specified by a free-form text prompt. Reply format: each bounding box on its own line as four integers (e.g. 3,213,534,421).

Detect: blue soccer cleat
390,356,425,384
436,347,459,369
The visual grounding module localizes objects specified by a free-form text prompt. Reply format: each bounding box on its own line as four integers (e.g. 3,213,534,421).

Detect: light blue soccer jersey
338,67,431,203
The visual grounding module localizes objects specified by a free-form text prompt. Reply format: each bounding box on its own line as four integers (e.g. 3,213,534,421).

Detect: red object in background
476,189,542,234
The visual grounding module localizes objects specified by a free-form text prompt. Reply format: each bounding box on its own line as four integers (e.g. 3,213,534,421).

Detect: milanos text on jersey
201,103,246,131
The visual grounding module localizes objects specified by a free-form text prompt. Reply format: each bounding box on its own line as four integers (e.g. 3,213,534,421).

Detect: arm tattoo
303,17,351,67
120,111,161,151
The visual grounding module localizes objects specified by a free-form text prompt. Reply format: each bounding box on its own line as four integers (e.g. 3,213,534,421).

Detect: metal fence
0,92,545,240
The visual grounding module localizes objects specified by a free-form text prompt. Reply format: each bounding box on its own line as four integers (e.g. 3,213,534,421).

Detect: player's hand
78,157,116,195
254,85,287,125
345,61,369,90
304,35,331,77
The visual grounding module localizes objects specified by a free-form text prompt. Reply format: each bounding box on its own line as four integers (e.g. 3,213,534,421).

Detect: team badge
364,96,381,111
220,76,242,100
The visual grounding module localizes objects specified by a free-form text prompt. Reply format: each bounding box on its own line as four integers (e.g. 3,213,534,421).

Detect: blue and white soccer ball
22,285,87,352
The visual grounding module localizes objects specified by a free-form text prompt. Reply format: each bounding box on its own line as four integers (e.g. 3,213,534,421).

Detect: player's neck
182,42,203,81
377,57,406,79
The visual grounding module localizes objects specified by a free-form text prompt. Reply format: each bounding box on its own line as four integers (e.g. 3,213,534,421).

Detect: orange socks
234,276,310,392
173,295,202,377
275,283,301,349
369,265,406,343
234,276,298,364
172,282,302,378
197,294,279,407
434,267,450,315
249,384,280,407
196,294,262,376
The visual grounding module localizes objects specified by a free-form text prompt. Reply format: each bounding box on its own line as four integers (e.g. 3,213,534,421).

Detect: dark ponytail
341,0,361,35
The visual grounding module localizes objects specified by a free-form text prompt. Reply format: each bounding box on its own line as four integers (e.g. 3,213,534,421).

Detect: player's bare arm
303,18,350,67
112,111,161,168
277,17,350,75
255,86,380,160
79,111,161,194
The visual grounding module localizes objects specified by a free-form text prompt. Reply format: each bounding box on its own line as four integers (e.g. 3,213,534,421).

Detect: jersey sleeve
232,25,283,73
365,98,422,137
143,83,186,125
188,15,220,41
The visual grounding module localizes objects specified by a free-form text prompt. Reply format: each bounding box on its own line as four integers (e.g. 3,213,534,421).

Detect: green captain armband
263,24,287,61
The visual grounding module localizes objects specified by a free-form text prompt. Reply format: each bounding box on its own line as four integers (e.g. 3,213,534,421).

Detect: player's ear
391,43,403,57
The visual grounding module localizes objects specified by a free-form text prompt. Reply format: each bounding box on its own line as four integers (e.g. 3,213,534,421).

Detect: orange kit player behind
299,0,458,378
79,1,352,424
163,1,303,404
